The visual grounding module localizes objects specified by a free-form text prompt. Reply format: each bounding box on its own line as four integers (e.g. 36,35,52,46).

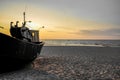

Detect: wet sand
0,46,120,80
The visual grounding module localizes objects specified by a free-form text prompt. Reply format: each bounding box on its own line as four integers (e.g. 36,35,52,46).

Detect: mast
23,12,26,27
23,12,25,23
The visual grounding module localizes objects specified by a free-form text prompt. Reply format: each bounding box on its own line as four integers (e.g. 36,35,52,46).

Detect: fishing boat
0,12,44,65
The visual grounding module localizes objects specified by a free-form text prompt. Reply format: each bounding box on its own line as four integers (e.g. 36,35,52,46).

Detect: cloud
83,28,120,36
70,28,120,37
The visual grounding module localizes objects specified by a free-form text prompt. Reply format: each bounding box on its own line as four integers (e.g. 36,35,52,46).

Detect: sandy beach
0,46,120,80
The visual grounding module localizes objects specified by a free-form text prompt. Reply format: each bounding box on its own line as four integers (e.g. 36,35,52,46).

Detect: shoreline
41,46,120,57
43,39,120,47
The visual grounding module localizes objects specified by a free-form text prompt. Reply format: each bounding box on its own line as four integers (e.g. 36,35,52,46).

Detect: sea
43,39,120,47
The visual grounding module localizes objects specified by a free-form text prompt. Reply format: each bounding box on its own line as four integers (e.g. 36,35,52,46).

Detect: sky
0,0,120,39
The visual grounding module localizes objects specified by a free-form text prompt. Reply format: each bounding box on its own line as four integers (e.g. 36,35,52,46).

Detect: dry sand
0,46,120,80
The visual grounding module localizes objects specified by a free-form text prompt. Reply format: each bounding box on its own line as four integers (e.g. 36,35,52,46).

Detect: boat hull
0,33,44,65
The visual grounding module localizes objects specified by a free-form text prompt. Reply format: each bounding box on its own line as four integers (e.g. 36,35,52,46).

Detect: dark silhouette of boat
0,12,44,65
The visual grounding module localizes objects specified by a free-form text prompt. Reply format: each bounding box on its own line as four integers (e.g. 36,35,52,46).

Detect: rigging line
0,28,8,31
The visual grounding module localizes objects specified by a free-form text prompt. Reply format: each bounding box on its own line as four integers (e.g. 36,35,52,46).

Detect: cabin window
32,32,35,37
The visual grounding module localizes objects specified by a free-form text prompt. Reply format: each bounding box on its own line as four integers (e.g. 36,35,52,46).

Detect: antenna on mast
23,0,27,24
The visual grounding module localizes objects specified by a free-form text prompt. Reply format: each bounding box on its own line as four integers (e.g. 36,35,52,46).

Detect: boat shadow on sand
0,59,33,74
0,59,60,80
